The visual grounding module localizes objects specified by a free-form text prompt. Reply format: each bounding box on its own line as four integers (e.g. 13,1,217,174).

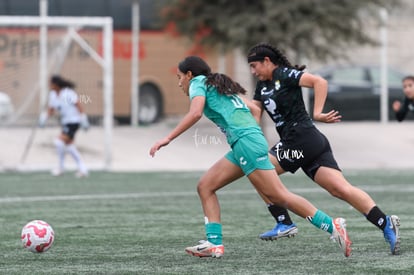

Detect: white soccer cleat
75,171,89,178
331,217,352,257
51,168,63,176
185,240,224,258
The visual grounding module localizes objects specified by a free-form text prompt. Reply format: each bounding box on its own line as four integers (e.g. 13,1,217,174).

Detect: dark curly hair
247,43,306,71
178,56,246,95
50,75,75,89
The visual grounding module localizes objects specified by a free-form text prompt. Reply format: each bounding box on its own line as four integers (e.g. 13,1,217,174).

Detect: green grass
0,170,413,274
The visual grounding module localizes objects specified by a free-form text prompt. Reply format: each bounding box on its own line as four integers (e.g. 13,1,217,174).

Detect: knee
197,177,215,197
328,185,353,200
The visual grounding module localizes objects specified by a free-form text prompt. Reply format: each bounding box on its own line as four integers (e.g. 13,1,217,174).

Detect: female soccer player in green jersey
149,56,351,258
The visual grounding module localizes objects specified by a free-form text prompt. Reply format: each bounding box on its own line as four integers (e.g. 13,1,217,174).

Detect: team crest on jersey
274,80,281,90
239,157,247,166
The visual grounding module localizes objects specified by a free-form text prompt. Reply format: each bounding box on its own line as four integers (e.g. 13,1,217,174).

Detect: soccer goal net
0,16,113,172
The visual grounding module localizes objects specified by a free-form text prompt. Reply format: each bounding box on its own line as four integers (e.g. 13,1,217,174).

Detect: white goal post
0,16,113,170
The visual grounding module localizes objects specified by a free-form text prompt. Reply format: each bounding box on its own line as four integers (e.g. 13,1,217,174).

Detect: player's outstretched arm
300,72,341,123
38,107,55,127
149,96,205,157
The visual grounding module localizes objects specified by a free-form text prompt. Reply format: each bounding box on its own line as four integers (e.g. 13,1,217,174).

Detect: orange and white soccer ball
21,220,55,253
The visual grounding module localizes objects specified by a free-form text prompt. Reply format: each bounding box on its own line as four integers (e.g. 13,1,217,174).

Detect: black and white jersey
253,66,313,138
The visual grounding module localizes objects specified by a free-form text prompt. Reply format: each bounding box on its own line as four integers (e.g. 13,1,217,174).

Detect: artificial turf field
0,170,413,274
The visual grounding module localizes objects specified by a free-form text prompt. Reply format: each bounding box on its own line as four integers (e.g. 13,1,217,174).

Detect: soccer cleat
331,217,352,257
259,223,298,241
51,168,63,176
75,171,89,178
185,240,224,258
383,215,400,255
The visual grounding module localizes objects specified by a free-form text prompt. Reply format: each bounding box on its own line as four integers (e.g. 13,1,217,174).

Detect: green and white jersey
189,75,261,146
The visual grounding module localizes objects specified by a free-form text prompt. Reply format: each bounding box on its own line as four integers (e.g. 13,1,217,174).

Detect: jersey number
230,95,245,109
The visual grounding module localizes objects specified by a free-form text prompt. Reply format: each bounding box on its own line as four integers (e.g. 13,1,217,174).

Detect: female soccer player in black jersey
197,43,400,255
393,75,414,121
245,43,400,255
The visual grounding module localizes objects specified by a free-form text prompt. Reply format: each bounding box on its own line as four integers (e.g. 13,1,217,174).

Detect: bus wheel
138,83,163,125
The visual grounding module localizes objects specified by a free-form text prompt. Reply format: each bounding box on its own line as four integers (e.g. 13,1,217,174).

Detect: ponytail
178,56,246,95
205,73,247,95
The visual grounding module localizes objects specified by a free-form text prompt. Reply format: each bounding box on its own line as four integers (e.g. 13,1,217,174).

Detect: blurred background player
39,75,89,178
392,75,414,121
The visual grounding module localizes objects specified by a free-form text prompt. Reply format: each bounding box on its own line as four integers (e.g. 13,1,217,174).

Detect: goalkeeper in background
39,75,89,178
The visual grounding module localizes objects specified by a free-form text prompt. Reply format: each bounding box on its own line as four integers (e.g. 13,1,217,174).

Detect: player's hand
80,113,90,131
38,111,48,127
314,110,341,123
392,100,401,112
149,137,171,157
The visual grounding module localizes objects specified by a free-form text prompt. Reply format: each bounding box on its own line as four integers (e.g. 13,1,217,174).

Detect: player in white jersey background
39,75,89,178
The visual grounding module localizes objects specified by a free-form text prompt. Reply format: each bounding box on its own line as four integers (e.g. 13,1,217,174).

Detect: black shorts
269,124,340,180
61,123,80,140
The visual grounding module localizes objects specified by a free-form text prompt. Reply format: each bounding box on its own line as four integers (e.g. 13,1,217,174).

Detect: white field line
0,185,412,204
